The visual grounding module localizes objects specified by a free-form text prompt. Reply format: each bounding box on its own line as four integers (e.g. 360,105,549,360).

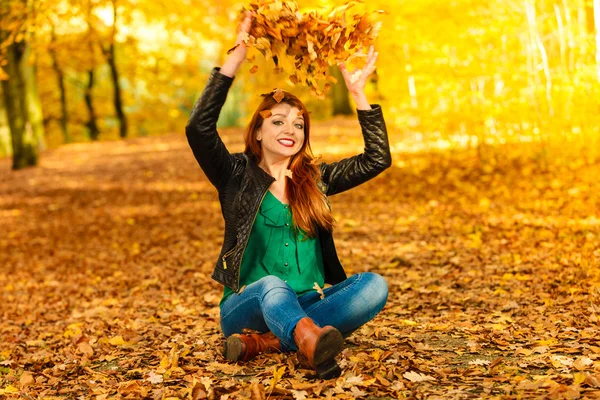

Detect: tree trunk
328,66,353,115
0,87,11,157
104,0,127,138
1,40,43,169
106,42,127,138
85,69,100,140
84,0,100,140
49,25,70,143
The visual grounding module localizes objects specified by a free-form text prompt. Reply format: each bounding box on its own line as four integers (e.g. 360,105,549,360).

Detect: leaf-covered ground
1,121,600,399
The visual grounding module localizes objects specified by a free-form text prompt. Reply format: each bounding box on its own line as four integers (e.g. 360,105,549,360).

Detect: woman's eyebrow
272,113,304,120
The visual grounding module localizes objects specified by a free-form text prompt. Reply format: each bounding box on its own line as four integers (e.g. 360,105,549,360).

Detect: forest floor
1,120,600,399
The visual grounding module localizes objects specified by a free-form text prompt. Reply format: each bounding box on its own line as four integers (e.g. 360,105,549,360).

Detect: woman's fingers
365,51,378,73
240,11,252,33
337,45,378,89
338,62,353,84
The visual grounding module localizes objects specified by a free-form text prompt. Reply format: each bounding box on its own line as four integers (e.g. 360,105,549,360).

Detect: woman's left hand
338,45,378,98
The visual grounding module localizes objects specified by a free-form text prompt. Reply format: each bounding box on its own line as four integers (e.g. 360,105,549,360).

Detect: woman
185,13,391,379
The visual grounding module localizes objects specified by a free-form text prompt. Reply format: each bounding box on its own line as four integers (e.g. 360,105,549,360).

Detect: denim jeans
220,272,388,351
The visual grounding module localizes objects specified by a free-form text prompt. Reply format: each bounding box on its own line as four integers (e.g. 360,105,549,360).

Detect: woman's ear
256,129,262,141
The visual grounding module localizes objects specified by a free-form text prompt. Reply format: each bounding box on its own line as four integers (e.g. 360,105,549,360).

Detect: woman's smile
278,138,295,147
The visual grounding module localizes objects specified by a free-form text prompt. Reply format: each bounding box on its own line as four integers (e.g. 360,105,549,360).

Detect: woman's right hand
221,11,253,77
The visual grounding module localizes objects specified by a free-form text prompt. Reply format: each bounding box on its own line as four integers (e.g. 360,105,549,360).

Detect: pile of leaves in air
238,0,382,96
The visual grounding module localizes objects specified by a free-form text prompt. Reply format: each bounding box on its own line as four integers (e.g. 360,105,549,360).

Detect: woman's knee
257,275,288,290
361,272,388,311
256,275,294,299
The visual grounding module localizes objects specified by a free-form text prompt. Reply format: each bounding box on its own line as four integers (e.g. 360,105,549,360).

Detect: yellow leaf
64,323,83,338
109,335,128,346
573,372,586,385
371,349,383,361
0,385,19,394
269,366,286,392
401,319,417,326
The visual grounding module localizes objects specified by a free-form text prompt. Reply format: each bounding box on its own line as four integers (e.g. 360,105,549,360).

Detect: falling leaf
249,65,259,74
273,88,285,103
239,0,381,94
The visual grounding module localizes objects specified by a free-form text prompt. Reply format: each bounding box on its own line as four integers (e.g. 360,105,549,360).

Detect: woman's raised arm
185,13,253,190
320,47,392,196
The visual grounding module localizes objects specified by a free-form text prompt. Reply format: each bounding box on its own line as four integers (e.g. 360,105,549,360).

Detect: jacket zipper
221,246,236,270
222,184,271,289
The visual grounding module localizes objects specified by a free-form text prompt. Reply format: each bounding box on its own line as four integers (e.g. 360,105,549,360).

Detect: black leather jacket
186,68,392,292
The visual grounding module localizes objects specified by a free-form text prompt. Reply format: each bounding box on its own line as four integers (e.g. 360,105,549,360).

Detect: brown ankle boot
224,331,280,362
293,317,343,379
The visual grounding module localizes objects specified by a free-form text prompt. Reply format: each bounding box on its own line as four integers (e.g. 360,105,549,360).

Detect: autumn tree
83,0,101,140
328,65,352,115
48,23,70,143
0,0,46,170
0,88,11,156
100,0,127,138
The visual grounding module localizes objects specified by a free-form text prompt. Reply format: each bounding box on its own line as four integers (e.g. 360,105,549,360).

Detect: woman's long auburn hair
244,91,334,238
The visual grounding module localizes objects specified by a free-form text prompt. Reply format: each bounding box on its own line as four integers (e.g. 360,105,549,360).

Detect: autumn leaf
403,371,436,382
108,335,130,346
573,356,593,371
3,110,600,399
269,366,286,393
291,390,308,400
313,282,325,300
19,371,34,387
250,382,265,400
147,371,163,384
0,385,19,395
239,0,381,95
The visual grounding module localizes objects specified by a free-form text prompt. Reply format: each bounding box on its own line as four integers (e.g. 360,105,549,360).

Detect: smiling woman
185,12,392,379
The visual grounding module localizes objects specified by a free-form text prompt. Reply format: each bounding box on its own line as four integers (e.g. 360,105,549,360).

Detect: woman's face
257,103,305,161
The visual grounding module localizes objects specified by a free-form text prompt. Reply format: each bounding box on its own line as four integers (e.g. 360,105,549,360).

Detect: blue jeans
220,272,388,351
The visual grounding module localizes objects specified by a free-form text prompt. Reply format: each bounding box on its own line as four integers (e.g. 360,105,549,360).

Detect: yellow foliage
239,0,381,96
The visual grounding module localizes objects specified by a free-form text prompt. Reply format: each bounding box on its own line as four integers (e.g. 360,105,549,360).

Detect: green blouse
220,190,325,306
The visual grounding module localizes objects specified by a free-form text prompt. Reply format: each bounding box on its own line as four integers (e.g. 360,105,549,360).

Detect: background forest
1,0,600,169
